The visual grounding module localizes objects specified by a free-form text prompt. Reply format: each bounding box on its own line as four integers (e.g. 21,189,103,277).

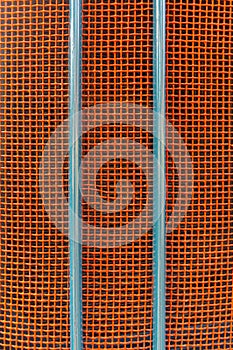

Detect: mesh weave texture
0,1,70,349
1,1,233,350
166,1,233,349
82,1,154,349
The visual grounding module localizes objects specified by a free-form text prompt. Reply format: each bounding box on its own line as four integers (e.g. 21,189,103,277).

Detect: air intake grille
0,2,70,349
166,1,233,349
1,1,233,350
81,1,154,349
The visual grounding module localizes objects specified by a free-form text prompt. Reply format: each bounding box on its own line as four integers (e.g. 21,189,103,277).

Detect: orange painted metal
0,1,70,349
166,1,233,349
1,1,233,349
82,1,154,349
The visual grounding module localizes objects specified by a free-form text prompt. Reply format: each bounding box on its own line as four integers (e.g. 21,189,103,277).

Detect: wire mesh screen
166,1,233,349
81,1,154,349
1,0,233,349
0,1,70,349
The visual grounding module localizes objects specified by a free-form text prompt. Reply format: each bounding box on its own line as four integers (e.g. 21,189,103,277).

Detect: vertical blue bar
69,0,82,349
69,0,165,349
153,0,166,350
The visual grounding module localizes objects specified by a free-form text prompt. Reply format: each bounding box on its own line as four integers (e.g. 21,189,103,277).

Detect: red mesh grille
1,1,233,349
0,1,70,349
82,1,154,349
166,1,233,348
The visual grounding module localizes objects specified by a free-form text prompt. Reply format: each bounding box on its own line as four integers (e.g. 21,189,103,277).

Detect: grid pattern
166,1,233,349
82,1,154,349
0,1,70,349
1,1,233,349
